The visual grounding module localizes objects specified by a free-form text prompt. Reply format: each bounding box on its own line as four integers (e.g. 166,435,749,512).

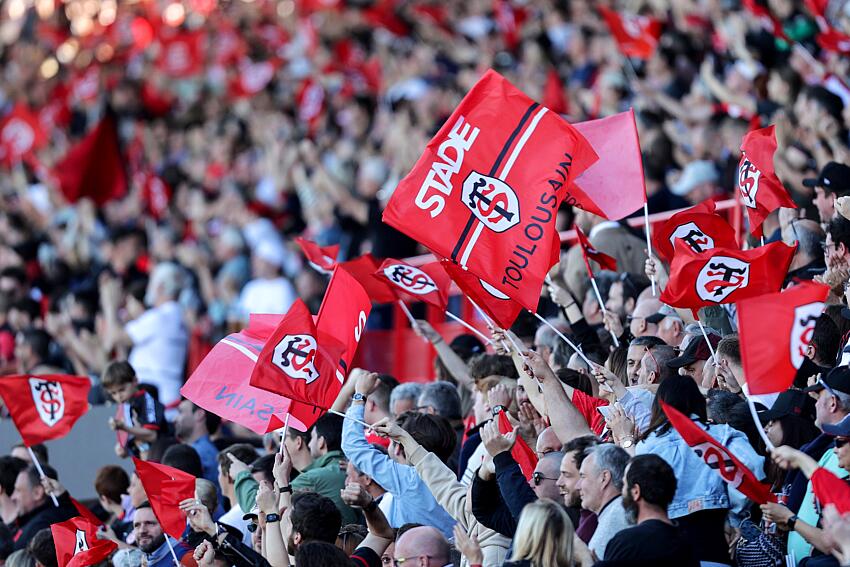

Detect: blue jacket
145,537,191,567
636,419,764,522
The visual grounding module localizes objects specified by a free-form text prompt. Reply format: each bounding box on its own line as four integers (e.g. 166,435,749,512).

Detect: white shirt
237,277,296,320
219,505,253,547
126,301,187,406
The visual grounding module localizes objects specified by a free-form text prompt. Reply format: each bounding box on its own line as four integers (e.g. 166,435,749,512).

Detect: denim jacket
636,419,765,523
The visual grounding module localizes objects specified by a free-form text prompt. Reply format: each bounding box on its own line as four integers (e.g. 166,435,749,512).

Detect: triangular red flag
71,497,102,527
497,411,538,481
295,237,339,274
229,59,277,99
374,259,451,311
660,241,796,313
811,467,850,514
440,260,523,329
0,104,47,167
0,375,90,446
598,6,662,60
571,109,647,220
737,282,829,396
132,458,195,540
738,125,797,237
51,516,117,567
575,226,617,277
337,254,398,304
53,115,127,206
660,401,774,505
383,69,598,312
652,198,739,263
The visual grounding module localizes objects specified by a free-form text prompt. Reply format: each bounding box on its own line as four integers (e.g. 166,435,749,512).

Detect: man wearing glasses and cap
666,332,722,387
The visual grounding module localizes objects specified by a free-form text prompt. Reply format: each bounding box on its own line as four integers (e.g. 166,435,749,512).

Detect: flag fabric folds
738,125,797,237
440,259,524,329
811,467,850,514
597,6,662,60
132,458,196,540
295,237,339,274
652,199,739,263
497,410,538,481
51,516,117,567
575,226,617,277
0,374,90,446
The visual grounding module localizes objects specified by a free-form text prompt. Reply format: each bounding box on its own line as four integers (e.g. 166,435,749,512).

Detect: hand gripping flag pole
397,300,426,342
27,447,59,507
278,414,290,455
467,297,512,354
644,203,657,296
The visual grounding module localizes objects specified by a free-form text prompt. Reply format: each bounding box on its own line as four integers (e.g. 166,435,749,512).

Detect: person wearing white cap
236,239,297,321
669,160,719,205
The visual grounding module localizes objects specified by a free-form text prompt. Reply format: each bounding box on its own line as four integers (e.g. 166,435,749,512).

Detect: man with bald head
394,526,451,567
531,452,565,501
535,427,562,458
628,298,663,338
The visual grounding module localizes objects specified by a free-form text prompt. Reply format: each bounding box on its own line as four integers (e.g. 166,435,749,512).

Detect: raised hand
453,524,483,565
179,498,215,536
479,419,516,457
340,482,373,509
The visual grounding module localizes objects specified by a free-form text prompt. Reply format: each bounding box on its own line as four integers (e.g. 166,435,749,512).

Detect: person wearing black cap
758,390,821,492
804,161,850,226
666,333,721,388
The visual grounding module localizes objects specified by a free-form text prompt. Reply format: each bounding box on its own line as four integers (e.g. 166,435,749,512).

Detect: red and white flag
652,198,739,263
737,281,828,396
741,0,790,41
598,6,662,60
659,241,796,312
51,516,117,567
132,458,195,540
661,401,774,505
0,375,90,447
441,259,524,329
338,254,398,303
575,226,617,277
374,259,451,311
295,237,339,274
157,31,204,78
383,69,598,311
0,105,47,167
571,109,646,220
54,115,127,206
738,125,797,237
497,410,538,481
229,59,278,99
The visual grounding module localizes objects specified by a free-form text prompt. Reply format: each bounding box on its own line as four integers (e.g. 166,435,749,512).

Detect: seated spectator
10,465,76,550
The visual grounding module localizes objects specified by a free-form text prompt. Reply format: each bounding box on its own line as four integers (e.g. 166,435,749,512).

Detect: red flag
741,0,790,41
51,516,117,567
157,31,204,78
132,458,195,540
383,69,598,311
295,237,339,274
598,6,662,60
249,300,346,427
71,497,102,527
441,259,523,329
652,199,739,263
374,259,451,311
497,410,538,481
571,109,646,220
54,115,127,206
0,105,47,167
803,0,850,54
229,60,277,99
180,314,304,435
738,126,797,237
140,172,172,220
542,68,568,115
0,375,90,447
811,467,850,514
575,226,617,277
661,401,774,505
737,282,828,396
660,241,796,312
338,254,397,303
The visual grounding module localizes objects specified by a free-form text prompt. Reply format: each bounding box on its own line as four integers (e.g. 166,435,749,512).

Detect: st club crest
693,442,744,489
74,529,89,554
29,378,64,427
272,335,319,384
790,302,823,369
696,256,750,303
461,171,521,233
670,222,714,254
738,154,761,210
383,264,437,296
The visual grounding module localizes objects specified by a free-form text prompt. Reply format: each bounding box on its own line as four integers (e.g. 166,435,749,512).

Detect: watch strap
279,485,292,494
265,513,281,523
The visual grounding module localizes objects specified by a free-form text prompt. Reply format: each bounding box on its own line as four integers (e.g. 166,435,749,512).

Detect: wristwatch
620,437,634,449
352,393,367,404
279,485,292,494
265,513,281,523
491,405,507,416
787,514,798,530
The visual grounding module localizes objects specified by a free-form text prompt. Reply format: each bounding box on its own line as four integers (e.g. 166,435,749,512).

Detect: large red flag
598,6,662,60
295,237,339,274
0,104,47,167
132,458,195,540
51,516,117,567
383,69,598,311
53,115,127,206
497,410,538,481
571,109,647,220
337,254,397,303
661,401,774,505
441,259,524,329
737,282,829,396
180,314,304,434
653,199,740,263
738,126,797,237
575,226,617,277
374,259,451,311
659,241,795,312
811,467,850,514
249,300,346,427
0,375,90,447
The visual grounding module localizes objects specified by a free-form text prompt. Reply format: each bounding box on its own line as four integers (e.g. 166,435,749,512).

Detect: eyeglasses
246,522,259,533
532,472,558,486
835,437,849,448
394,556,431,566
818,378,839,399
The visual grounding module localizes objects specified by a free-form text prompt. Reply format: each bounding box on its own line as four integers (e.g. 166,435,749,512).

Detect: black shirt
594,519,699,567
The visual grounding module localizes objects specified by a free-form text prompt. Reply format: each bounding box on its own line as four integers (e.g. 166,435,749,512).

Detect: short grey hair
390,382,423,412
417,382,462,421
591,444,630,491
148,262,185,300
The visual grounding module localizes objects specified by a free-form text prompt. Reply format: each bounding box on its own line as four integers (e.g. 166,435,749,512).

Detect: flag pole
27,447,59,507
397,300,427,342
745,392,775,451
644,203,657,296
530,311,593,368
696,319,717,362
590,277,620,347
164,536,181,567
278,414,290,455
445,311,494,345
327,409,373,429
466,296,512,354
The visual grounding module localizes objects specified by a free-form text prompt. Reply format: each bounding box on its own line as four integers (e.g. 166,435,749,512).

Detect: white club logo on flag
693,441,744,489
1,118,35,156
670,222,715,254
383,264,437,296
74,529,89,554
272,334,319,384
461,171,521,233
738,154,761,210
696,256,750,303
790,302,823,369
29,378,64,427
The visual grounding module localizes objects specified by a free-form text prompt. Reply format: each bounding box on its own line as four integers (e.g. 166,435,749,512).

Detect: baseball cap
671,161,719,196
757,389,810,423
822,413,850,436
802,161,850,193
803,366,850,396
666,333,721,369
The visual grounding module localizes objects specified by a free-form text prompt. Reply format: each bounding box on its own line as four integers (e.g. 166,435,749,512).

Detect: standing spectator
131,503,194,567
216,444,257,546
389,383,423,418
236,241,296,321
0,458,26,529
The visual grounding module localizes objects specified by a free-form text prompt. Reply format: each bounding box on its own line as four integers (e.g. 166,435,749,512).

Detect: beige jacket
407,444,510,567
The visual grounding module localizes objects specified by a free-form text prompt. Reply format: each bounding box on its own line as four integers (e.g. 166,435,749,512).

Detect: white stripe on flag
221,338,259,362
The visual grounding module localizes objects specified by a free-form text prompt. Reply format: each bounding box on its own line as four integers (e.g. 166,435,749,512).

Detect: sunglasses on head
532,472,558,486
835,437,849,449
246,522,259,533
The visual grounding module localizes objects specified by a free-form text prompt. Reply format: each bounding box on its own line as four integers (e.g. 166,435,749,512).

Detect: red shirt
571,389,609,436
